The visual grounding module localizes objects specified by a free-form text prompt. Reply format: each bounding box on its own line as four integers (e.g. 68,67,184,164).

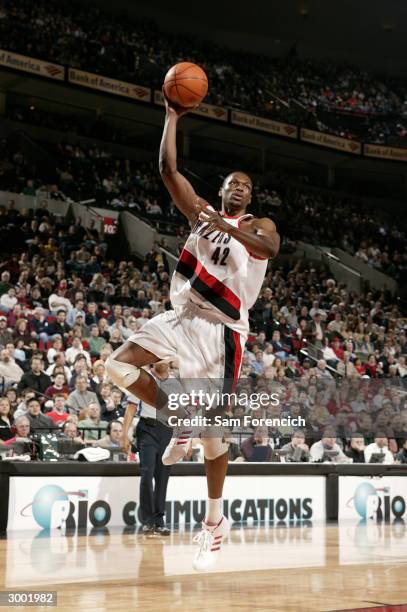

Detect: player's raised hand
162,88,194,118
196,200,230,232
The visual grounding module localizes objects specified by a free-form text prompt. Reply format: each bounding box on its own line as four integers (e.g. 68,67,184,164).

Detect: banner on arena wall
72,203,119,232
230,110,298,139
6,483,326,588
103,216,118,235
338,476,407,522
154,90,228,121
0,49,64,80
91,206,119,232
300,128,362,154
93,207,119,235
364,143,407,162
68,68,151,102
7,474,326,530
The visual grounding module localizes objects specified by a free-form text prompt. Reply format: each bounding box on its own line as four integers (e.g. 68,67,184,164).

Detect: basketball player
106,97,280,570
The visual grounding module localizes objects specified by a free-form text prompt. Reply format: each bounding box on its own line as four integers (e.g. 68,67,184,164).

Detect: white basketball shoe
192,516,230,571
161,426,193,465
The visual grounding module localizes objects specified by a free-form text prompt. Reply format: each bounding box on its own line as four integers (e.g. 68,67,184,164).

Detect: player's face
220,172,252,211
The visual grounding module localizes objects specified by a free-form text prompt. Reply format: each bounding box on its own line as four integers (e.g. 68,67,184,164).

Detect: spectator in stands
0,315,13,347
13,389,35,420
395,438,407,464
0,397,13,441
364,432,394,464
241,426,273,461
94,420,123,449
98,382,113,413
280,430,310,462
25,397,53,432
5,388,17,414
310,428,349,462
88,324,106,357
271,330,289,360
66,299,86,327
0,348,24,387
90,360,107,388
79,402,108,441
67,375,100,414
46,353,71,383
17,356,51,394
315,360,333,379
365,354,379,378
0,287,17,311
42,310,71,344
13,318,31,348
65,336,91,366
345,435,366,463
44,373,69,399
0,272,12,296
45,394,70,426
68,355,88,389
48,283,73,313
337,352,359,377
285,357,301,379
3,415,31,446
101,386,124,421
85,302,100,326
60,420,85,445
46,336,65,364
307,313,326,352
252,352,265,376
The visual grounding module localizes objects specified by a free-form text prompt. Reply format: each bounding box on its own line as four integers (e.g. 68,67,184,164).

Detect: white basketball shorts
128,301,245,386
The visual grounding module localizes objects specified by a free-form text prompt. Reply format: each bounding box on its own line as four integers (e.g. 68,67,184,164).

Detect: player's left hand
196,200,230,233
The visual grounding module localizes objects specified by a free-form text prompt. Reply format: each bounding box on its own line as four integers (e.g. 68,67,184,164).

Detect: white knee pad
105,353,141,389
201,437,229,460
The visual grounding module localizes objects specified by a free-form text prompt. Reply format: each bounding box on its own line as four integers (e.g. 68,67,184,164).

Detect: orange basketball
163,62,208,108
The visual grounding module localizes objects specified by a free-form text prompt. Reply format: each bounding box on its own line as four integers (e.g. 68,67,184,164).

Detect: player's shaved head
219,171,252,214
222,171,252,190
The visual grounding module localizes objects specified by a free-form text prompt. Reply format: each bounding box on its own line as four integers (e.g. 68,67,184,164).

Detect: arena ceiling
96,0,407,75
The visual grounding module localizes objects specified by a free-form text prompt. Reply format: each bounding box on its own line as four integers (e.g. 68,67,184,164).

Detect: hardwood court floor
1,523,407,612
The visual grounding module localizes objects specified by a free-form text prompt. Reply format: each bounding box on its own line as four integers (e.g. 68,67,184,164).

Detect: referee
122,362,173,536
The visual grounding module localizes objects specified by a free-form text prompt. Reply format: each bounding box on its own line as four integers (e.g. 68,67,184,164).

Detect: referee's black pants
137,418,172,527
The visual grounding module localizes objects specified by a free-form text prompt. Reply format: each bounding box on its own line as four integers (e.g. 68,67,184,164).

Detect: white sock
205,498,223,525
126,392,141,406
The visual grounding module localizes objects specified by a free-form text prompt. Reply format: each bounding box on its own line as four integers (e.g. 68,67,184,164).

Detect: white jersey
170,212,268,337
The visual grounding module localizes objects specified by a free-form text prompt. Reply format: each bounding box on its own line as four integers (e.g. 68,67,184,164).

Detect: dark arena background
0,1,407,610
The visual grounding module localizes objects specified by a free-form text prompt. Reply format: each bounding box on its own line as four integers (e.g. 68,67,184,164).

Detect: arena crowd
0,132,406,281
0,201,405,464
1,0,407,146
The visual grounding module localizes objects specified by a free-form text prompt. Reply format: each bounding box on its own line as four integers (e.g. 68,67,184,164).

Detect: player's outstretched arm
159,97,206,224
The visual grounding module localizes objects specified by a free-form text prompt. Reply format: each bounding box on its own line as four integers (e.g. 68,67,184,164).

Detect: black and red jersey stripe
175,249,241,321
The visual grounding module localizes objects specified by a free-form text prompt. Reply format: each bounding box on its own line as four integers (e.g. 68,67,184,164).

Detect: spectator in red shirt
365,354,378,377
331,337,344,361
45,394,70,425
354,358,366,376
44,373,69,399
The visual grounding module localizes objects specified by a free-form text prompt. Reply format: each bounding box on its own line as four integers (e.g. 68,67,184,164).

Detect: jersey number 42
211,247,230,265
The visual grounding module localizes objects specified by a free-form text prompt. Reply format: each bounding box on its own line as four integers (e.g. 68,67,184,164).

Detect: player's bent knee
105,347,141,389
202,437,229,460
